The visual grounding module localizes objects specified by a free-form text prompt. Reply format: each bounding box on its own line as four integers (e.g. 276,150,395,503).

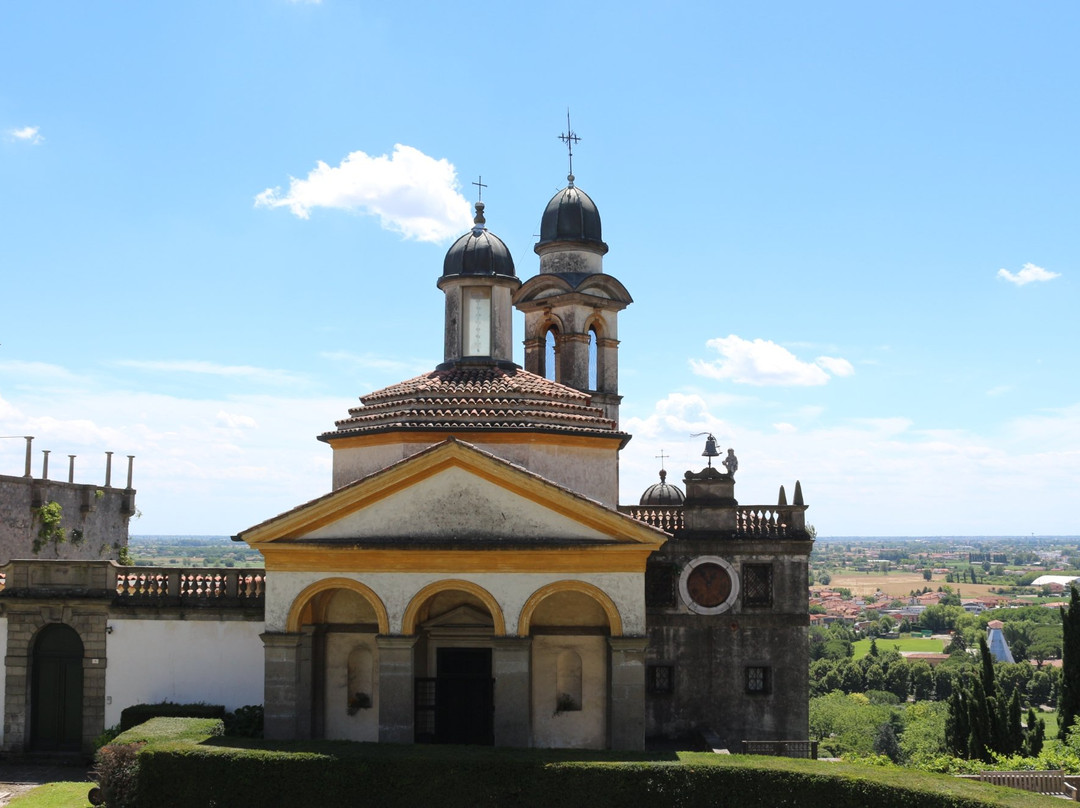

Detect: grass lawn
6,782,92,808
852,637,944,658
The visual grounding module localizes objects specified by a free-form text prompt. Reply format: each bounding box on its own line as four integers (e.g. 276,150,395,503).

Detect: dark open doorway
416,647,494,745
31,624,84,751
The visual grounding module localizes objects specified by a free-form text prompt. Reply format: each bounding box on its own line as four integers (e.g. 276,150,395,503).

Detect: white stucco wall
266,571,645,637
323,632,379,741
306,468,610,541
104,619,264,727
332,441,618,506
531,635,607,749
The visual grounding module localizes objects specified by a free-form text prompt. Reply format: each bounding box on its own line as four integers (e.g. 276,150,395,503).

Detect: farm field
851,637,944,658
827,572,1002,600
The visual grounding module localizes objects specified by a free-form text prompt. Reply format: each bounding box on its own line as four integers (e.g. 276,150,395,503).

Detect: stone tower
514,174,632,426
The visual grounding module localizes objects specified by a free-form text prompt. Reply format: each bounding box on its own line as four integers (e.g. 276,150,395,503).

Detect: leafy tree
910,660,934,701
885,661,910,701
923,568,933,581
1059,584,1080,740
1023,707,1045,757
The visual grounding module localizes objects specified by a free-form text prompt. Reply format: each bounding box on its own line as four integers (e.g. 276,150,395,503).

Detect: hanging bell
701,434,719,466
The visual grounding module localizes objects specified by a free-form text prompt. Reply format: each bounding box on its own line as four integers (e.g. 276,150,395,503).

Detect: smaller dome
639,469,685,507
534,175,608,254
443,202,516,278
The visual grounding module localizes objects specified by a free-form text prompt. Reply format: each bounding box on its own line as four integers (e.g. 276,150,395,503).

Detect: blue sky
1,1,1076,536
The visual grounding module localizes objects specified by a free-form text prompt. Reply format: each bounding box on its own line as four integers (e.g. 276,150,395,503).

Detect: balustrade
113,567,264,604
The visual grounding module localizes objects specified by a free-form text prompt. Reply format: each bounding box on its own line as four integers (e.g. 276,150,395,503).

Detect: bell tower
513,121,632,425
438,200,520,368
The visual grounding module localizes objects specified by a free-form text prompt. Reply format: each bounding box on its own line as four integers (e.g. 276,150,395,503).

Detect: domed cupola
639,469,686,507
535,175,609,256
437,199,521,368
443,202,516,279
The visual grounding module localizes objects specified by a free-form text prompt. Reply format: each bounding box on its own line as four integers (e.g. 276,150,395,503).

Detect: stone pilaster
492,637,531,747
376,636,418,744
608,636,648,750
262,631,312,740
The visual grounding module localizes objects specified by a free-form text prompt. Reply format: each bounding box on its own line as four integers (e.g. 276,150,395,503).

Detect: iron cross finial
655,449,669,469
471,175,488,203
558,109,581,178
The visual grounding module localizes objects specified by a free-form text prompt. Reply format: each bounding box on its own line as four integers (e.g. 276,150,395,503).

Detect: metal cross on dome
655,449,669,469
558,110,581,177
472,176,487,203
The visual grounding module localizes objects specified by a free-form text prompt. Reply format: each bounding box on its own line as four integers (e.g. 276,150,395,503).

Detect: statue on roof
722,448,738,477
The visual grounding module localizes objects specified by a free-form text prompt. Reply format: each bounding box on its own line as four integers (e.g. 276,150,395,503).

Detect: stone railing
624,506,684,533
736,507,792,538
625,505,802,537
112,567,265,604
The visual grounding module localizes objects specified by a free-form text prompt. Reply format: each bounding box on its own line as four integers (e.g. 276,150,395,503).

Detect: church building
236,165,814,751
0,149,812,757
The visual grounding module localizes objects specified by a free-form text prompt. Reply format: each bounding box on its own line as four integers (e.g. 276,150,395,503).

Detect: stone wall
0,474,134,564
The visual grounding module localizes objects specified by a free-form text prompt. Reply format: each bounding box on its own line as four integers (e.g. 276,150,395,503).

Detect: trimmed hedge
119,702,224,731
110,719,1067,808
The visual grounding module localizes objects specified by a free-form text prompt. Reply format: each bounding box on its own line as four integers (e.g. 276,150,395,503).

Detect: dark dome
535,175,608,253
639,470,685,507
443,202,516,278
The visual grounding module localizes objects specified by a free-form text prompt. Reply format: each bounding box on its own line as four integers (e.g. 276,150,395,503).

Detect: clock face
686,563,732,608
679,556,740,615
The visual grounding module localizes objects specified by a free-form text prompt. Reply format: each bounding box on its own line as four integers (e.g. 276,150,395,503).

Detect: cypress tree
1006,688,1023,755
1024,707,1045,757
945,686,970,756
1060,585,1080,740
968,676,993,762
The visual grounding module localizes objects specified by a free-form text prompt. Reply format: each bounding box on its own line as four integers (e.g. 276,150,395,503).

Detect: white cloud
8,126,43,144
619,393,1080,535
997,263,1061,286
216,411,258,429
320,350,432,375
113,359,305,386
815,356,854,377
255,144,472,243
690,336,853,386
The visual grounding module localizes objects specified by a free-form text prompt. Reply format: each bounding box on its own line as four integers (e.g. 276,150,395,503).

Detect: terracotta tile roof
321,365,625,441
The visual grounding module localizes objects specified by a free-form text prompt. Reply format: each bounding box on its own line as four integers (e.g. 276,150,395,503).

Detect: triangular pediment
237,438,668,549
421,604,494,630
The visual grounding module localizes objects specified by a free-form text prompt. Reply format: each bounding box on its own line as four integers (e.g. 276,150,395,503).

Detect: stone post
23,436,33,478
68,455,76,483
262,632,313,740
105,452,113,488
492,637,531,747
125,456,134,489
41,450,50,481
608,636,648,750
376,636,418,744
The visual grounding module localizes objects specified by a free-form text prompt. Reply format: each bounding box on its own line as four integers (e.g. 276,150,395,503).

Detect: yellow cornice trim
402,579,506,637
260,545,656,573
517,580,623,637
241,439,668,549
286,577,390,634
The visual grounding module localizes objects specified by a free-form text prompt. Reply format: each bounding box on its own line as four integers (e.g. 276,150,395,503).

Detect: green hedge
112,719,1067,808
118,702,224,731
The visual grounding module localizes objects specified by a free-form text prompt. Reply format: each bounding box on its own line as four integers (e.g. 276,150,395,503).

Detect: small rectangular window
742,563,773,608
646,563,678,608
746,666,770,695
648,665,674,695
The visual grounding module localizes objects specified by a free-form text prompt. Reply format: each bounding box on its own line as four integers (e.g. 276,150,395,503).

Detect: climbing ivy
31,500,67,555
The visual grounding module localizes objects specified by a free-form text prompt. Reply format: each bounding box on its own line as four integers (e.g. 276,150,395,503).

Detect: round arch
517,580,624,637
402,580,507,637
286,578,390,634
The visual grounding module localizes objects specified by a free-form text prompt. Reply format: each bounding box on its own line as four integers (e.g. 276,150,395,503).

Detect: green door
31,624,84,751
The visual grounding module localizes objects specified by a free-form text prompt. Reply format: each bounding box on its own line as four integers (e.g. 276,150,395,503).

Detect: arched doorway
31,624,84,751
404,582,504,746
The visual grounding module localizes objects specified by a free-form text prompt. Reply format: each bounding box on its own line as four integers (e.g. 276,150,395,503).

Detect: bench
741,740,818,759
977,770,1078,800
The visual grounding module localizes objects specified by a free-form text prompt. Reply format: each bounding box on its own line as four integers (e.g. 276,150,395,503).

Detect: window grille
742,563,773,608
648,665,674,695
746,666,770,695
645,563,678,608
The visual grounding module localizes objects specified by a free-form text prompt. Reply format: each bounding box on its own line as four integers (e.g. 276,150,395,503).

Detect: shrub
92,741,143,808
119,702,224,731
223,705,263,738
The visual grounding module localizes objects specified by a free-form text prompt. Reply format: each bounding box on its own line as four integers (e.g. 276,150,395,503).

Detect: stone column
262,632,313,740
492,637,531,748
608,636,648,750
376,636,418,744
